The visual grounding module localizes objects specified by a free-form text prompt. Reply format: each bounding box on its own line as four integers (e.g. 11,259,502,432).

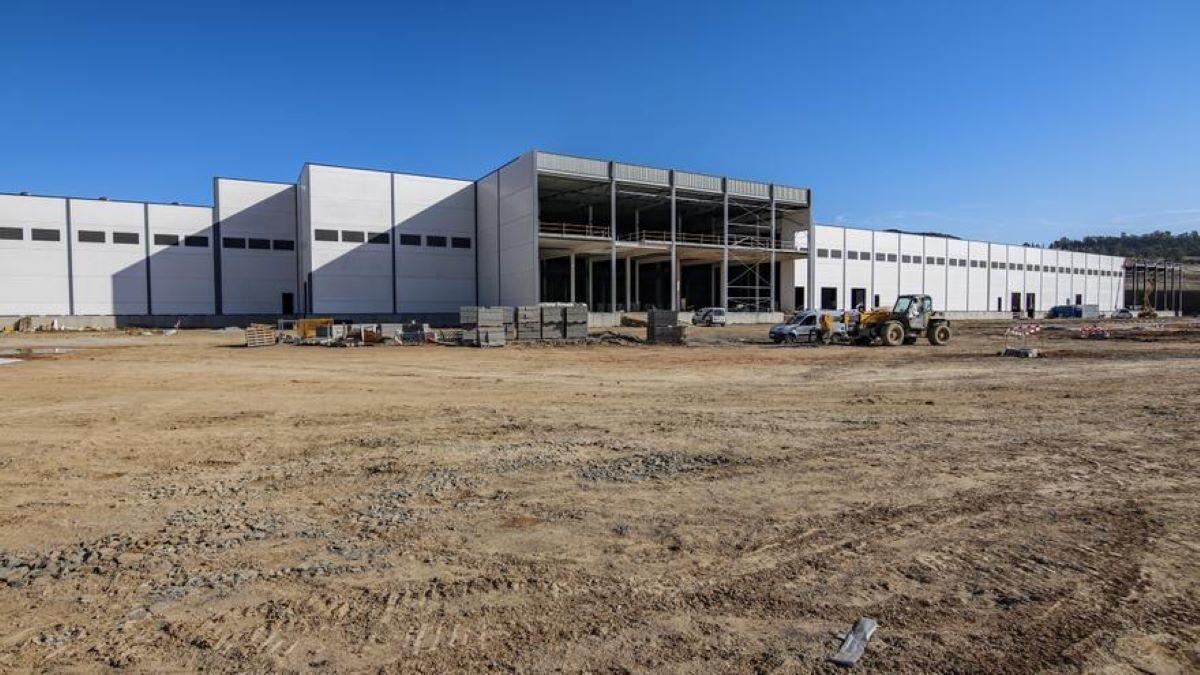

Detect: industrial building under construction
0,150,1184,326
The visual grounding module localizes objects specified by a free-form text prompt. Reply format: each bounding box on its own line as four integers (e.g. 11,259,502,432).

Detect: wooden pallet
244,324,278,348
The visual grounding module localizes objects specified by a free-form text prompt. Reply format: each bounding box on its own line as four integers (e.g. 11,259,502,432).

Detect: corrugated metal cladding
774,185,809,206
535,152,609,179
613,163,670,186
674,171,723,193
726,178,770,199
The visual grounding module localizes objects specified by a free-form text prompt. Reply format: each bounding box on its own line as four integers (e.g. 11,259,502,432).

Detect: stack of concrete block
565,304,588,339
540,306,566,340
516,306,541,340
647,309,685,344
460,306,508,347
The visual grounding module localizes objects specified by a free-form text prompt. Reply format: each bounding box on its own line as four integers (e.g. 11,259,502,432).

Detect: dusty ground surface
1,319,1198,673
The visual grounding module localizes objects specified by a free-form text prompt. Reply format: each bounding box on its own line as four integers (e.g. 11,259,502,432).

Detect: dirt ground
1,319,1198,673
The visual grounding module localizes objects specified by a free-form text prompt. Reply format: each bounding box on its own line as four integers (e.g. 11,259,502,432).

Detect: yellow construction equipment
818,294,952,346
1138,274,1158,319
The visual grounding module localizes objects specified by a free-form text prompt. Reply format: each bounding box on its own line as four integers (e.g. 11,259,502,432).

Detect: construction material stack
565,304,588,340
244,323,278,347
517,306,541,341
647,309,686,344
541,306,566,340
461,306,507,347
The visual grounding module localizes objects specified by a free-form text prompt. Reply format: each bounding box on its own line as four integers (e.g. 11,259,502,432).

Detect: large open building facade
1,150,1170,324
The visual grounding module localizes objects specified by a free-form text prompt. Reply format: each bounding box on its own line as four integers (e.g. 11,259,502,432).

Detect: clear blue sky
3,1,1197,244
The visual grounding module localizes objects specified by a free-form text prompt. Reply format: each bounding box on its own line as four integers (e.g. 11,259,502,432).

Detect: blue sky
2,1,1197,244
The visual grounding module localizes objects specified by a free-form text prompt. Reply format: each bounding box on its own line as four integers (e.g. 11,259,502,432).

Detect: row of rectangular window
221,237,294,250
315,229,471,249
816,247,1120,276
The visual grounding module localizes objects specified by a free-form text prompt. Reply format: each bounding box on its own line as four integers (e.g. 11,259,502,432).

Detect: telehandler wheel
928,322,952,346
880,321,905,346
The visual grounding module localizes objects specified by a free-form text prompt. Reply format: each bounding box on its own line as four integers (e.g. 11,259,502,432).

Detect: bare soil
1,319,1198,672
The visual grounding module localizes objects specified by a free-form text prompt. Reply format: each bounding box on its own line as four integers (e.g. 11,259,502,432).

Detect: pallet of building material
647,308,678,327
244,324,278,348
462,327,506,347
540,306,566,324
564,304,588,323
541,322,566,340
517,323,542,340
647,324,687,345
565,323,588,339
517,306,540,323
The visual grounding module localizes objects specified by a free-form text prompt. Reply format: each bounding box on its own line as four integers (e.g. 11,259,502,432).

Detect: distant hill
1049,230,1200,261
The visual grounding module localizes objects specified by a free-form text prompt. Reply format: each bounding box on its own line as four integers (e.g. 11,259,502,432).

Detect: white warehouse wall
393,173,476,313
147,203,215,315
475,171,501,306
0,194,71,315
498,152,537,306
305,165,393,314
215,178,299,315
797,224,1126,315
68,199,148,315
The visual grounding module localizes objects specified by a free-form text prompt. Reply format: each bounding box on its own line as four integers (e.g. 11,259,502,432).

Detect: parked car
1112,307,1134,319
692,307,727,327
1047,305,1082,318
769,311,824,343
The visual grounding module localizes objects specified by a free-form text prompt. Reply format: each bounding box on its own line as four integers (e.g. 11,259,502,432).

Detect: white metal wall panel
988,244,1008,311
922,236,948,310
726,178,769,199
297,167,311,313
1006,246,1026,307
674,171,722,193
69,199,147,315
393,174,476,313
773,185,809,206
899,234,924,295
307,165,391,313
813,225,844,308
844,227,872,309
1085,254,1100,304
1041,249,1059,309
946,239,968,311
967,241,989,311
0,194,70,315
613,163,669,186
1070,252,1085,304
498,152,537,306
216,178,299,314
147,203,215,314
476,171,500,306
872,230,899,308
535,152,608,179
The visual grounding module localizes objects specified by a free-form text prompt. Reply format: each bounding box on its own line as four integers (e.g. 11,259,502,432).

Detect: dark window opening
451,237,471,249
248,238,271,250
817,248,829,258
78,230,105,243
314,229,338,242
794,287,805,309
272,239,294,250
850,288,866,309
936,257,945,265
185,235,209,247
399,234,421,246
873,294,881,307
112,232,139,245
368,232,390,244
886,253,897,262
426,235,447,247
875,252,885,261
901,255,912,264
222,237,246,249
155,233,180,246
847,250,858,260
30,228,60,242
0,227,23,240
820,287,838,310
341,230,364,243
830,249,842,259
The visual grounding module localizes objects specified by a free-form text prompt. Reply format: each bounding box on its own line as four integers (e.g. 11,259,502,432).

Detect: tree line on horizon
1047,230,1200,261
